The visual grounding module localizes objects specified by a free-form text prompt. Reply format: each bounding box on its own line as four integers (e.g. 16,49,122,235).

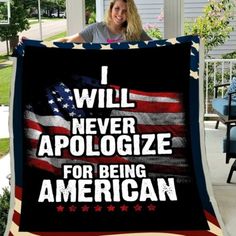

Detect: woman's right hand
19,36,28,43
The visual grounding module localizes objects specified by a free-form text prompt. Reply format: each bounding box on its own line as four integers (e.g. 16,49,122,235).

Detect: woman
57,0,151,43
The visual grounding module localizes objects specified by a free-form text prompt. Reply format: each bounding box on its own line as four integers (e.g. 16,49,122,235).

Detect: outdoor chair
212,79,236,178
223,120,236,183
212,82,236,129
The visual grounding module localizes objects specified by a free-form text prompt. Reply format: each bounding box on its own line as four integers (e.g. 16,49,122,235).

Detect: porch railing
204,58,236,118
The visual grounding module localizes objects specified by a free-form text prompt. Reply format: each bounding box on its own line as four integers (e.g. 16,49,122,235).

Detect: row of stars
56,203,157,213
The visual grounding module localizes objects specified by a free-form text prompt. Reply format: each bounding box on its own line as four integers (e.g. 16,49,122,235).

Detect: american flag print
24,80,190,181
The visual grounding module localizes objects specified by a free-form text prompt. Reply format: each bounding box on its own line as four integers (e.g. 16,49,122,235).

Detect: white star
166,38,180,45
69,111,76,117
192,41,199,51
64,88,70,93
49,100,54,104
73,44,85,49
40,41,58,48
54,108,59,112
128,43,139,49
63,103,69,108
69,96,73,101
57,98,62,102
100,44,112,50
26,104,32,109
190,70,199,80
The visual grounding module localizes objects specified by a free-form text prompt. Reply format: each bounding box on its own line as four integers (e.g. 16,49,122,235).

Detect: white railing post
205,62,209,114
204,59,236,118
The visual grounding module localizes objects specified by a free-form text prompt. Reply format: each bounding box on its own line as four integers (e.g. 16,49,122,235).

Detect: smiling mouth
115,17,123,24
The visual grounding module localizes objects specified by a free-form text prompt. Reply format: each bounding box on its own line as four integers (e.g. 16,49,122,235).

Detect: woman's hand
19,36,28,43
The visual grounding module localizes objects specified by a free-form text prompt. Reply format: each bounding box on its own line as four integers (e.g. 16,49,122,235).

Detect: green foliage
46,0,66,17
185,0,235,55
0,0,30,40
0,65,12,105
88,11,96,25
86,0,96,13
143,23,162,40
45,31,66,41
0,188,10,236
0,54,9,63
0,2,8,23
222,50,236,59
0,138,10,158
85,0,96,24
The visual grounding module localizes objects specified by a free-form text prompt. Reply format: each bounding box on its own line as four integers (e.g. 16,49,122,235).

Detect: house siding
101,0,236,58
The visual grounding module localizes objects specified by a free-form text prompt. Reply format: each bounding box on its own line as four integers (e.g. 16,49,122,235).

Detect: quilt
5,35,225,235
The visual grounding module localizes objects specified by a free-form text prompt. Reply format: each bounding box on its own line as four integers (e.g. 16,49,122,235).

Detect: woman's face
110,0,127,27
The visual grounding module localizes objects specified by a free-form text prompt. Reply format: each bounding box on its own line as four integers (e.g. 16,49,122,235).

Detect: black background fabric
19,42,209,232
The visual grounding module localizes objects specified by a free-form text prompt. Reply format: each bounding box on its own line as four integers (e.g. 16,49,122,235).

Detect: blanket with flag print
5,35,225,235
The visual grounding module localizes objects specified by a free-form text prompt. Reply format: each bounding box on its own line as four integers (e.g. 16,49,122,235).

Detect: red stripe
28,230,218,236
60,149,132,164
27,155,130,175
27,139,38,149
25,119,44,132
27,158,61,175
204,210,220,227
78,156,130,164
15,185,22,200
121,101,184,113
136,124,186,137
146,164,189,175
46,126,70,135
111,85,182,98
26,119,70,135
8,230,218,236
172,148,188,157
12,210,21,225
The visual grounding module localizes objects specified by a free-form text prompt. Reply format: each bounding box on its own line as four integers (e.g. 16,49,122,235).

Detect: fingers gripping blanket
5,35,225,235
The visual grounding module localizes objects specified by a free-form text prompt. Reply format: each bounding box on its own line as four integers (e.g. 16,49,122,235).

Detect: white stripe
14,198,22,214
28,154,94,169
111,110,185,125
208,221,224,236
148,172,191,181
115,89,182,103
25,110,70,129
25,128,42,140
172,137,186,148
124,156,188,166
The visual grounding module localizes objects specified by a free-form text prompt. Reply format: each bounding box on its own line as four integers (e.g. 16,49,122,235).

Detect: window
0,0,10,24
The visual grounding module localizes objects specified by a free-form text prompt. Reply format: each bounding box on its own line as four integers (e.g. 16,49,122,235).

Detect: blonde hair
105,0,143,41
